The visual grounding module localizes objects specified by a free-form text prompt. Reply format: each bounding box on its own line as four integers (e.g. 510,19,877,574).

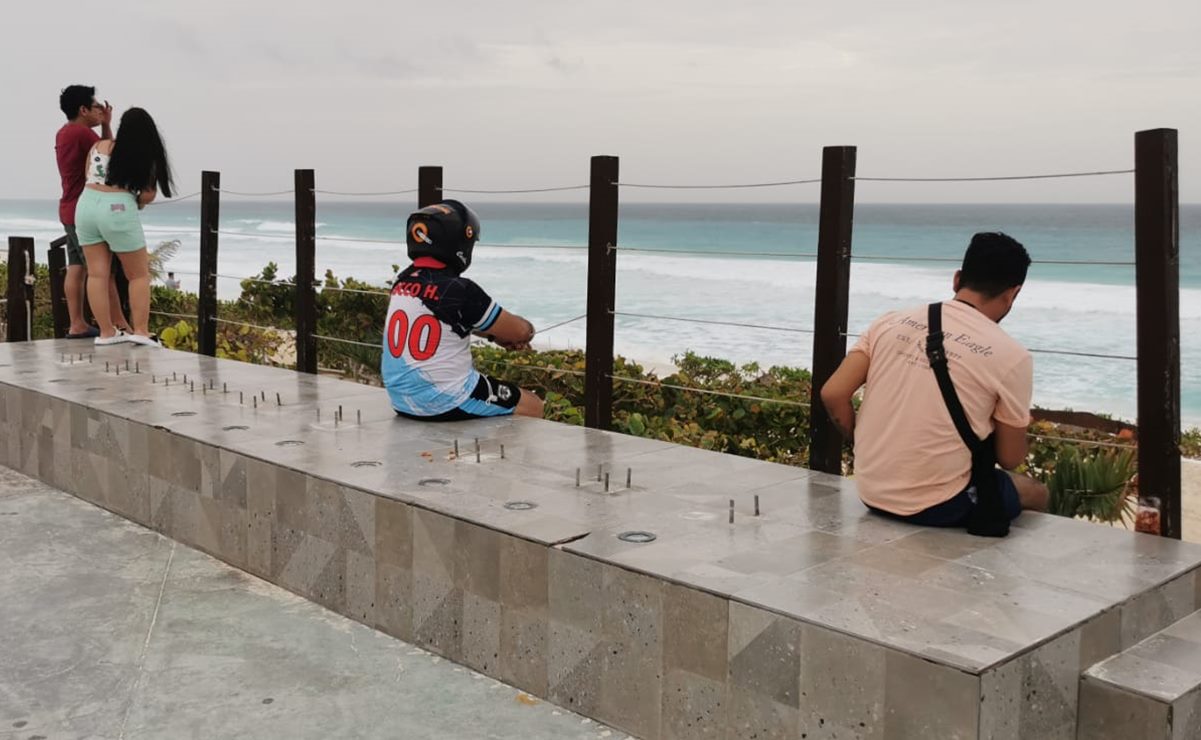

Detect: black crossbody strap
925,302,981,453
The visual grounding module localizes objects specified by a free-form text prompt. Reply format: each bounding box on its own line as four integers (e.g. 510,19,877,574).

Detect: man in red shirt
55,85,128,337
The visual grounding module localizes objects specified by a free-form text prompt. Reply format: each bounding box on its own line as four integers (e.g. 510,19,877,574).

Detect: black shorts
395,374,521,422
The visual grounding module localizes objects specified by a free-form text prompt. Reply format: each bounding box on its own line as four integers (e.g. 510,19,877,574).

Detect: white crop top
85,145,110,186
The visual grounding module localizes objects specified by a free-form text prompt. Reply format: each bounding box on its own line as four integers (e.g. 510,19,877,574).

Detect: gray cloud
5,0,1199,203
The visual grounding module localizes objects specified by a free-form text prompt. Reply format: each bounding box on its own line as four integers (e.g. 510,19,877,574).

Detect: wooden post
5,237,36,342
808,146,857,474
1134,128,1181,539
198,171,220,356
295,169,318,374
418,166,443,208
47,235,69,338
584,155,619,430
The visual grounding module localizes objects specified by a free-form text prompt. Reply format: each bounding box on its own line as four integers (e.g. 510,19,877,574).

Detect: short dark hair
59,85,95,119
959,232,1030,298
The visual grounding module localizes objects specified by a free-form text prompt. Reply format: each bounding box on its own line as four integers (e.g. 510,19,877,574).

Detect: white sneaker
125,333,162,348
95,333,132,346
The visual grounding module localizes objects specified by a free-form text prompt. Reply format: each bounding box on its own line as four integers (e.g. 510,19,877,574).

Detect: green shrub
1045,446,1137,523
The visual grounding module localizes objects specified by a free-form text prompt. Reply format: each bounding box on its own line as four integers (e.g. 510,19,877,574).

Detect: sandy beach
1183,459,1201,543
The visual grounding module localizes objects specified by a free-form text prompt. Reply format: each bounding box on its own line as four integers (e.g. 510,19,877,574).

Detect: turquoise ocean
2,199,1198,426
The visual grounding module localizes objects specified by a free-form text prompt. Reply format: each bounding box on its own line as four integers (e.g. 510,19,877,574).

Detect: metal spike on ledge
475,438,480,463
276,392,282,406
253,396,257,409
575,468,580,487
729,499,735,524
500,444,505,460
627,468,632,488
357,409,361,425
754,494,761,516
597,464,603,482
454,439,459,458
604,473,610,493
223,382,228,394
239,391,243,405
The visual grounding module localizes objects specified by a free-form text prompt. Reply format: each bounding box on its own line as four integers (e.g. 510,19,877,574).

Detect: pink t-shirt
850,300,1033,515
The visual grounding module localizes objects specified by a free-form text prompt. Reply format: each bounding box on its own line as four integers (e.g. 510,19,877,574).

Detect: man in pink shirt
820,232,1049,528
55,85,127,338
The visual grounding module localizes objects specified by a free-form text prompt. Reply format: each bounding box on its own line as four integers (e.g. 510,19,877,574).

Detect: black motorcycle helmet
405,200,481,272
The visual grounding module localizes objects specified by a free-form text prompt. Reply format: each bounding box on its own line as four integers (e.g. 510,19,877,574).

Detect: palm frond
1046,446,1137,523
148,240,181,282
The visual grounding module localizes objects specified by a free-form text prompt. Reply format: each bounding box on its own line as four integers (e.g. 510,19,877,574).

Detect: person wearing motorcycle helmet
381,200,544,420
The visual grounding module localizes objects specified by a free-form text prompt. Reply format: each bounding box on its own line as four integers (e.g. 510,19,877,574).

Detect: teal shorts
74,189,146,253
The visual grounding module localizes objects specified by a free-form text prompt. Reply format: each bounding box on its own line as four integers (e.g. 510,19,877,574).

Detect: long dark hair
106,107,174,197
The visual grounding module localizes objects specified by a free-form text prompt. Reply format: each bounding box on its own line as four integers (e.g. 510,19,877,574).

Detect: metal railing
6,132,1182,537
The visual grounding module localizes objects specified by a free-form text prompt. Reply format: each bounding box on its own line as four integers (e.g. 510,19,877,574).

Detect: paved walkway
0,466,626,740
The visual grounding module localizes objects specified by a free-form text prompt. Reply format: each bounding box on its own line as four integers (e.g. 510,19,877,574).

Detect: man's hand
100,101,114,139
485,335,531,351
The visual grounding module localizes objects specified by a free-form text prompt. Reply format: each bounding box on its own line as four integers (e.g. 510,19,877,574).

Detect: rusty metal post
418,166,443,208
584,155,619,430
808,146,857,474
6,237,36,341
198,171,220,356
47,235,69,338
295,169,318,374
1134,128,1181,539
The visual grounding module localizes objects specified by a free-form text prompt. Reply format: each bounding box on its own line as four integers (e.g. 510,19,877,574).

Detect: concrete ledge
3,339,1200,739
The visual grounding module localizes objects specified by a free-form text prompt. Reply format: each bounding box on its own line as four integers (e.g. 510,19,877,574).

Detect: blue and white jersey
380,261,502,416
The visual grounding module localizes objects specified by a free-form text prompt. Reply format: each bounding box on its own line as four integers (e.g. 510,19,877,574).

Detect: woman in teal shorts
74,107,174,347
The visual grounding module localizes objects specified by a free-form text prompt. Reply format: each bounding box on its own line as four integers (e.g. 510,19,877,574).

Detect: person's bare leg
65,264,90,333
115,248,151,336
1006,470,1049,512
108,276,131,332
82,244,116,337
514,389,544,419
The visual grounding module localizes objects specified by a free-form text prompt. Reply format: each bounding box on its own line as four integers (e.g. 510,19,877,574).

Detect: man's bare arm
100,101,113,140
993,421,1029,470
819,352,870,444
477,309,534,349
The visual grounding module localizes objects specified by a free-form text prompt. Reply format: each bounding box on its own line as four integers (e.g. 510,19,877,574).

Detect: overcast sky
4,0,1200,203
